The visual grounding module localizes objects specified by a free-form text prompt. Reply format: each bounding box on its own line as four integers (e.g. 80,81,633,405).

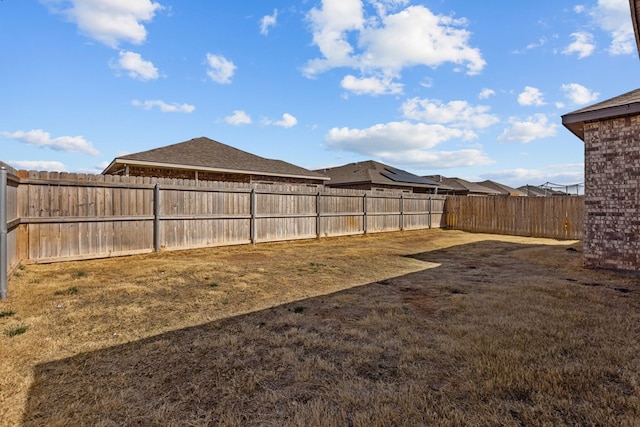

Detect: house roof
517,185,568,197
317,160,440,190
102,137,329,181
424,175,498,195
478,180,527,196
561,88,640,140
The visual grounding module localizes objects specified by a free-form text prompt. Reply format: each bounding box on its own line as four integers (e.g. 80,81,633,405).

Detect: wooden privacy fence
1,170,445,274
1,167,588,298
444,195,584,240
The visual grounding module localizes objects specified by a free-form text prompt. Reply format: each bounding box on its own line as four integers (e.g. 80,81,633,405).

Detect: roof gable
103,137,328,180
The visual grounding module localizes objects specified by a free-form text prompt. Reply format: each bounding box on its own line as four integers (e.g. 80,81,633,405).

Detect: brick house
562,88,640,272
559,0,640,272
102,137,329,185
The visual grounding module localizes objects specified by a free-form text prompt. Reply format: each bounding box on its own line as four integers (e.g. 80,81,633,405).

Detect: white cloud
359,6,485,75
225,110,252,125
401,98,499,129
382,149,493,168
517,86,546,107
591,0,634,55
341,74,403,95
260,9,278,35
112,51,159,80
206,53,236,84
561,83,599,105
275,113,298,128
305,0,364,75
368,0,409,17
478,88,495,99
497,114,558,143
563,32,596,58
324,119,492,168
45,0,162,48
1,129,99,156
264,113,298,128
325,121,476,155
526,37,549,51
131,99,195,113
7,160,68,172
304,3,485,81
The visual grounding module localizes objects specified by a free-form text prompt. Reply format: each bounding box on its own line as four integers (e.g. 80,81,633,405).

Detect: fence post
1,167,7,300
399,193,404,231
363,193,368,235
250,188,257,244
316,191,322,239
153,184,161,252
428,197,432,229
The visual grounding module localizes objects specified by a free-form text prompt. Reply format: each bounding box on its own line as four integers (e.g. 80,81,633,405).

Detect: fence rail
444,195,584,240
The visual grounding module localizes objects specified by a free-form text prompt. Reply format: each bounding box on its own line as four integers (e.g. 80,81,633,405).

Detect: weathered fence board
444,195,584,240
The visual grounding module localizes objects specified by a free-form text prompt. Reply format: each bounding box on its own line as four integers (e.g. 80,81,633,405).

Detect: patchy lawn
1,229,639,426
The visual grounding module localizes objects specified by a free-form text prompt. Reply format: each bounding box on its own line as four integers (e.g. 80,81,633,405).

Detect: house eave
103,159,330,181
326,179,438,189
561,102,640,141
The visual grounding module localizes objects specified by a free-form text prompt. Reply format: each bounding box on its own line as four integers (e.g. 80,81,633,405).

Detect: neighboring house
562,87,640,272
478,180,527,196
317,161,442,193
517,185,569,197
102,137,329,185
425,175,499,196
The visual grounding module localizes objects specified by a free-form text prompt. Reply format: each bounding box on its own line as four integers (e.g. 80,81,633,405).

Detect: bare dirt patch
1,229,639,426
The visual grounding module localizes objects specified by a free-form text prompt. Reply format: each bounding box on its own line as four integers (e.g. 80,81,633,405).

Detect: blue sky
1,0,639,188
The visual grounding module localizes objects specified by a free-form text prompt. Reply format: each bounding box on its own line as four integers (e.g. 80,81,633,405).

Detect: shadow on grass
22,241,640,426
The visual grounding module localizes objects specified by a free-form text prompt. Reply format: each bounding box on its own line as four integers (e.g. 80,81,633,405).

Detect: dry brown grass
1,229,639,426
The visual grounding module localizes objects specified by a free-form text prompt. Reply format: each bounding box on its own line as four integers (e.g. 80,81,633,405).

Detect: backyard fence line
444,195,584,240
8,170,445,268
1,168,587,294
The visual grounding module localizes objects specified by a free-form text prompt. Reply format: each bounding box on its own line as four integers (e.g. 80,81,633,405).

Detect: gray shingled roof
317,160,440,189
517,185,568,197
103,137,329,180
478,180,527,196
562,88,640,140
424,176,498,195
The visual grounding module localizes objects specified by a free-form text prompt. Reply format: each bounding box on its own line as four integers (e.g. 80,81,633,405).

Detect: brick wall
583,115,640,271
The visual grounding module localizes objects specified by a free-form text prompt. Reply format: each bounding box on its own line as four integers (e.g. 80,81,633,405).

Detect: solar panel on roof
381,167,439,186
